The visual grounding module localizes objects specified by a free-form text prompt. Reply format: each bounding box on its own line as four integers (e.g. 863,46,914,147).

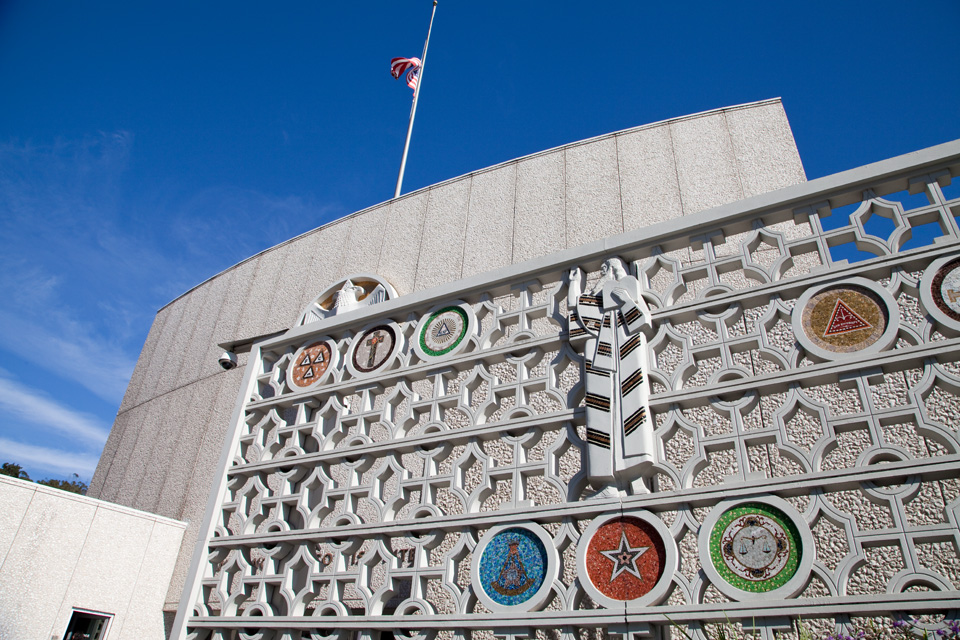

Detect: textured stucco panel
154,289,205,398
564,137,622,246
155,375,222,520
117,305,169,414
133,384,197,514
165,366,245,606
197,257,259,382
132,299,188,408
414,178,471,292
670,111,743,215
177,263,238,384
0,479,33,568
339,202,390,280
0,486,97,640
114,392,172,508
121,519,186,638
94,400,153,504
294,220,353,319
725,102,807,197
513,151,565,264
462,164,516,279
617,124,684,230
234,250,286,341
377,192,430,296
51,505,155,638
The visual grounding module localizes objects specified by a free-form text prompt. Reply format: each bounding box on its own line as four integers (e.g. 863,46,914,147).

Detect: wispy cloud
0,373,110,446
0,437,100,478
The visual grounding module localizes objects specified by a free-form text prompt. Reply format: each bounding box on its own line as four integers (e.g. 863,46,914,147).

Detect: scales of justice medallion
476,527,549,608
708,502,801,593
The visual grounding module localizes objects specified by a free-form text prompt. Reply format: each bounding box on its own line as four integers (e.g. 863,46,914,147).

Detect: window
62,610,112,640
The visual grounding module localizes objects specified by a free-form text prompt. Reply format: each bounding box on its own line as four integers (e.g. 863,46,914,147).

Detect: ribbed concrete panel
265,232,329,334
155,375,221,520
377,192,429,296
197,257,258,382
295,219,352,316
726,102,807,198
133,384,197,514
618,124,684,231
118,306,169,413
52,505,154,638
123,520,185,637
96,401,153,503
0,480,32,567
414,178,471,292
235,251,285,341
670,112,743,215
88,407,130,497
155,289,205,398
115,393,171,508
177,264,237,385
164,366,244,606
133,291,191,407
340,202,390,279
0,489,96,640
463,164,516,279
513,151,566,264
564,137,622,246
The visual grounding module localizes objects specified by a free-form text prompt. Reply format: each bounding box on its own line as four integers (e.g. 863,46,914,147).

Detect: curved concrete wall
87,98,805,607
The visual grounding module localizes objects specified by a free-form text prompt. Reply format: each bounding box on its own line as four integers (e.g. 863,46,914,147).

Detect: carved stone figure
568,258,655,496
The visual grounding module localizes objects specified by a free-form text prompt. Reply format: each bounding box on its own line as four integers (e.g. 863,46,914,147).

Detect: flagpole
394,0,437,199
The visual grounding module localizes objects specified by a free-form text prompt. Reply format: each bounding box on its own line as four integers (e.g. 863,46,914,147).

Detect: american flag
390,57,421,91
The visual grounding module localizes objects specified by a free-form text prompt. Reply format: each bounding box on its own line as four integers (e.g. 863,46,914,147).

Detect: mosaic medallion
471,523,556,612
419,306,468,357
709,502,800,592
478,527,547,606
576,510,675,608
920,255,960,332
699,497,813,600
802,285,884,352
286,339,337,390
793,279,899,361
351,325,397,374
584,516,665,601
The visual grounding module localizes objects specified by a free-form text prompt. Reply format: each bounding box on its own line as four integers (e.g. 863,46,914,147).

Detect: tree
0,462,30,481
38,474,88,495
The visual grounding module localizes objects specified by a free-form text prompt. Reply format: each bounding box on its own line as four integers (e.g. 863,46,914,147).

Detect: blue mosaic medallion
477,527,548,607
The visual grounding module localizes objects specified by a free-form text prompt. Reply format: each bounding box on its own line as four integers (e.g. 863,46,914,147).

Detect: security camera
218,350,238,370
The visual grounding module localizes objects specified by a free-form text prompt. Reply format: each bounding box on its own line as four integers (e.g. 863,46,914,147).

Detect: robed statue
568,258,656,497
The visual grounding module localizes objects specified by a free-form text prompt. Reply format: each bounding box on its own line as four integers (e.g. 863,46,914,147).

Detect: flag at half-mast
390,57,421,92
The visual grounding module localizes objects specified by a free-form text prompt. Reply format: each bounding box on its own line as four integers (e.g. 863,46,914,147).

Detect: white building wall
0,476,185,640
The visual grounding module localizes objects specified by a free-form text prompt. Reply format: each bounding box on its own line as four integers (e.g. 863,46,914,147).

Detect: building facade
56,99,960,639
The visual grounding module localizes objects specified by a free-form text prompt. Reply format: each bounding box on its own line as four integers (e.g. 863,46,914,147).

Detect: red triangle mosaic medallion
823,298,872,337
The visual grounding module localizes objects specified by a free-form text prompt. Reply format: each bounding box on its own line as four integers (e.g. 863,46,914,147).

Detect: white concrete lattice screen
179,144,960,640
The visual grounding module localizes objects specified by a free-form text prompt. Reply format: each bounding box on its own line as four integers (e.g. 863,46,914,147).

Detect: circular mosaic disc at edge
477,527,548,607
709,502,800,593
801,284,886,353
351,325,397,373
920,255,960,332
419,306,468,357
287,340,335,390
584,516,666,602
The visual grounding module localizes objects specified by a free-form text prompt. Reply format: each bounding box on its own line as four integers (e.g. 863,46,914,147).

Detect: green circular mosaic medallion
708,502,801,593
419,306,468,357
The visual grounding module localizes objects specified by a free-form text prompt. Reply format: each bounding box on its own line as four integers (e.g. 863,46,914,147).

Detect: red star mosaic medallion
584,516,665,601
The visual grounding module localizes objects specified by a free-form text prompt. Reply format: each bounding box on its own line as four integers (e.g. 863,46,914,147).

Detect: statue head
600,258,628,281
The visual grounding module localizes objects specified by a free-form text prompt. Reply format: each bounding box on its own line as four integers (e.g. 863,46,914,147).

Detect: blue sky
0,0,958,482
